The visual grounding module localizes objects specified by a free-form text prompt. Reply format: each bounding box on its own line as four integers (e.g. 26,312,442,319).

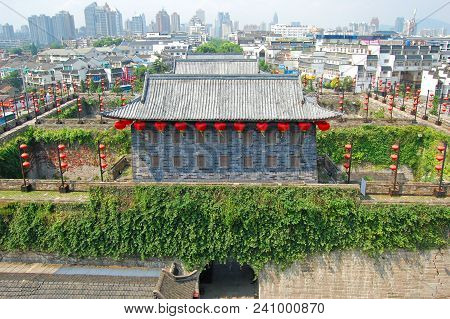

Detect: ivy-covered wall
0,186,448,271
317,125,449,181
0,127,131,179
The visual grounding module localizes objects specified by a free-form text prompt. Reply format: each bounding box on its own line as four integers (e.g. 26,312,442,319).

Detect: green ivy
0,186,448,271
0,127,131,178
317,125,449,181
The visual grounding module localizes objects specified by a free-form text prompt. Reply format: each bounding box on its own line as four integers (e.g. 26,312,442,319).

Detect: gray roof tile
175,59,259,75
104,74,341,122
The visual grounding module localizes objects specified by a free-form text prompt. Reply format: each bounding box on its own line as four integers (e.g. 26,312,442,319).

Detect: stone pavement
0,262,159,299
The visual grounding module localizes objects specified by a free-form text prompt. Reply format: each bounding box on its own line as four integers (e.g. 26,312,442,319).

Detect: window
243,131,253,146
173,156,181,168
197,155,206,169
290,156,301,168
151,155,159,168
266,130,277,144
219,155,229,168
148,131,159,144
172,131,181,144
196,131,205,144
243,156,253,168
290,132,303,145
219,131,228,144
266,155,277,168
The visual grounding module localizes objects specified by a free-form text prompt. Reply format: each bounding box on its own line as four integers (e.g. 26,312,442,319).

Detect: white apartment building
270,24,310,39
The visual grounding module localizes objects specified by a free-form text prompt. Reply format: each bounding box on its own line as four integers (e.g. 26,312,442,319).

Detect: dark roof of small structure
174,59,259,75
153,263,198,299
104,74,341,122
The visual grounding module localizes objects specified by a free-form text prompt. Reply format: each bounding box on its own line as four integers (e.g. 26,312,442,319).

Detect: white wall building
270,24,309,38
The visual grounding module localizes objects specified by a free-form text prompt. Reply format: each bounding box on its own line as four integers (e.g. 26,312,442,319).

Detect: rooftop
104,74,341,122
174,59,259,75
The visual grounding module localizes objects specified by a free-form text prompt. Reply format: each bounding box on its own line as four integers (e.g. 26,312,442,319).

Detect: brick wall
132,123,319,183
258,249,449,299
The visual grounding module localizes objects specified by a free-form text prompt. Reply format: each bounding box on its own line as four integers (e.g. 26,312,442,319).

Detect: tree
50,43,64,49
80,80,86,93
93,37,123,47
196,39,243,54
4,70,22,91
89,80,97,94
258,59,272,72
30,43,38,56
149,58,169,74
9,48,23,55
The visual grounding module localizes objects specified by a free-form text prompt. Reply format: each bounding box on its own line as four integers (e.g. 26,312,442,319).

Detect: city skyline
0,0,448,31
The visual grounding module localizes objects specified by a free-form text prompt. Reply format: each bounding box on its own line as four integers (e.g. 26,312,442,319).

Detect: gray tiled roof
174,59,259,75
104,74,341,121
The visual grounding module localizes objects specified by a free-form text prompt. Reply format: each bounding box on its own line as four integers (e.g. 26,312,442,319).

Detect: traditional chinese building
105,74,340,183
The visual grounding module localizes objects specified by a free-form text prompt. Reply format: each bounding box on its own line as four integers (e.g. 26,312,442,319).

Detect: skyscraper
155,9,170,34
394,17,405,33
215,12,232,39
195,9,206,24
127,14,146,35
28,14,55,46
84,2,123,37
1,24,15,40
370,17,379,31
272,12,279,25
52,11,76,40
171,12,181,33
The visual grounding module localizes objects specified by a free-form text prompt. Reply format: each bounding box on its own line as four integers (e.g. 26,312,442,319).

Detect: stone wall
365,181,447,196
132,123,318,183
258,249,449,299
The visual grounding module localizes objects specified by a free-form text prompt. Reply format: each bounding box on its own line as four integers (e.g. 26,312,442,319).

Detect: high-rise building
155,9,170,34
195,9,206,24
370,17,379,31
215,12,232,39
28,14,55,46
1,24,15,40
233,21,239,32
84,2,123,37
394,17,405,33
52,11,76,40
171,12,181,33
272,12,279,25
126,14,146,35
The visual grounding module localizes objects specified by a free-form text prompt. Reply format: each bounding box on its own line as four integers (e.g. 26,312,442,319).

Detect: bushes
0,186,448,271
317,125,449,181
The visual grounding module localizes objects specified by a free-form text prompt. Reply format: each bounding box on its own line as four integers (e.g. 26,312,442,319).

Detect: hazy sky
0,0,448,29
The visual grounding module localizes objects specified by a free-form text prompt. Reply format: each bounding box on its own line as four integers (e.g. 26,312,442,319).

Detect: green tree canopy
93,37,123,47
196,39,243,53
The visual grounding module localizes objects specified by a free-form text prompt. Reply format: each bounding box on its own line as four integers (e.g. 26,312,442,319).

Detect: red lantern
114,121,127,130
22,161,31,168
58,144,65,151
214,122,227,132
195,122,207,132
391,144,399,151
437,145,445,152
233,122,246,133
277,122,289,133
435,165,442,171
61,162,68,169
21,153,29,159
122,119,133,126
344,153,351,159
343,162,350,170
390,164,397,171
316,121,330,131
154,122,167,132
256,122,269,133
345,144,352,150
101,163,108,169
436,154,444,161
298,122,311,132
390,154,398,161
134,121,146,131
59,153,67,159
100,154,106,159
19,144,28,150
175,122,188,132
99,144,105,150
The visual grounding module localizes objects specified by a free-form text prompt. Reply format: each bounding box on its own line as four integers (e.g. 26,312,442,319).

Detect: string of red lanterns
114,120,331,132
